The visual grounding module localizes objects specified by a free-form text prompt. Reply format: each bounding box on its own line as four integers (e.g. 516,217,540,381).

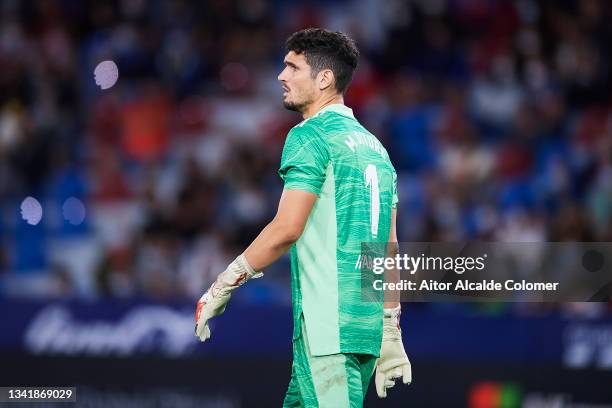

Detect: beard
283,99,306,113
282,88,313,113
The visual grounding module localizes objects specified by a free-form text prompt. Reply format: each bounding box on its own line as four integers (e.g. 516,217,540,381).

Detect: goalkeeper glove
194,254,262,342
375,305,412,398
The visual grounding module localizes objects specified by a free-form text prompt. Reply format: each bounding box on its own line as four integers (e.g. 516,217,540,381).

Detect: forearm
243,219,299,271
195,190,314,343
195,220,297,342
384,241,400,309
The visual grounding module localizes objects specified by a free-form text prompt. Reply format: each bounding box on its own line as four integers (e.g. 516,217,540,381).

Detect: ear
317,69,335,91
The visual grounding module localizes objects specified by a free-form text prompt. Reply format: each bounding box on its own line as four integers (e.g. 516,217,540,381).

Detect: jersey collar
314,104,355,119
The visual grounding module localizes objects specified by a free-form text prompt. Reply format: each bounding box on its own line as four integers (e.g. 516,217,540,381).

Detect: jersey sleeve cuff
283,180,322,195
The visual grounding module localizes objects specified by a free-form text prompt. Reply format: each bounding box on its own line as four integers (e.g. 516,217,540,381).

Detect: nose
278,67,287,82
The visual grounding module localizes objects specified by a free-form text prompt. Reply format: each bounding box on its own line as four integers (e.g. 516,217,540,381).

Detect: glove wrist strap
383,305,401,320
383,305,402,338
215,254,263,292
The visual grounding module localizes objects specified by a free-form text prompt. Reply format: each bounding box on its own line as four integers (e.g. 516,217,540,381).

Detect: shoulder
287,118,328,146
281,121,330,164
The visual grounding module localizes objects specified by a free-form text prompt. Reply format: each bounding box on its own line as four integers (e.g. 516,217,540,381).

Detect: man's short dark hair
285,28,359,94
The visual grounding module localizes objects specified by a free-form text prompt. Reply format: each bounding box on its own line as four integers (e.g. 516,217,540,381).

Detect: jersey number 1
364,164,380,238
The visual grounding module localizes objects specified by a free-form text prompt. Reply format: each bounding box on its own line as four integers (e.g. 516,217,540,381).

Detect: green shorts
282,318,377,408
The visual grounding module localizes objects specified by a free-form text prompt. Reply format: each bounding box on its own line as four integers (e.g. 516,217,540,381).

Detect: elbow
281,227,303,246
290,229,304,243
273,221,304,247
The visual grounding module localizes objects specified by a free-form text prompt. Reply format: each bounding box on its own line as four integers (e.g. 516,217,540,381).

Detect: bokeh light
94,60,119,90
20,196,43,226
62,197,86,226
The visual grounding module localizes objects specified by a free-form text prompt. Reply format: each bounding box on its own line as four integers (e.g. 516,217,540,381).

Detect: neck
302,94,344,119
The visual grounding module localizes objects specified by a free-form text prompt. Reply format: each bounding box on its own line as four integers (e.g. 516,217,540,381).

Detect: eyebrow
284,60,298,69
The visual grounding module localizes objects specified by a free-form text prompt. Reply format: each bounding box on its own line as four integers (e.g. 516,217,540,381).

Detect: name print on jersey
344,131,388,159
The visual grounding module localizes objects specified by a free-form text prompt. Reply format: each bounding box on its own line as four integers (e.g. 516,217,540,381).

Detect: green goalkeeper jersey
279,104,398,357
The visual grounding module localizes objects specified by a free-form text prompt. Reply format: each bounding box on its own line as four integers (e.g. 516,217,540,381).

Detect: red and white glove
375,305,412,398
195,254,262,342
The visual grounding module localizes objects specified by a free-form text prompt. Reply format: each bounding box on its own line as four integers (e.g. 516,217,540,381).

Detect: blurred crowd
0,0,611,307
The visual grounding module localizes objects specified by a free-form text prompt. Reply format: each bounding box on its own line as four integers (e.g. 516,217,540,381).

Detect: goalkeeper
195,28,411,407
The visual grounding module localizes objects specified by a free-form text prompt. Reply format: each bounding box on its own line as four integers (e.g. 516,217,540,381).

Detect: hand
194,254,263,342
194,282,231,342
375,306,412,398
